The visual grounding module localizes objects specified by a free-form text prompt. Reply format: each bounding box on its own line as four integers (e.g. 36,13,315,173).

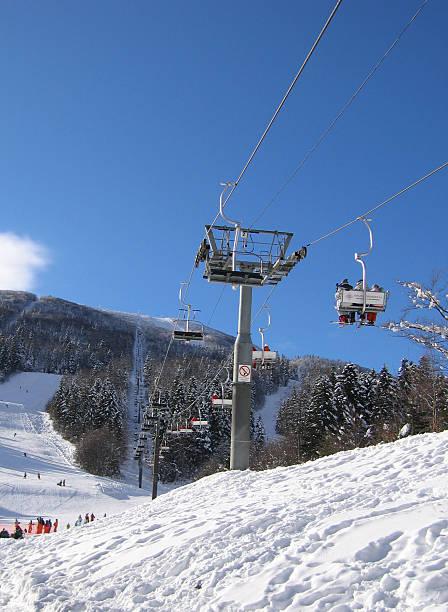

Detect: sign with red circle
238,364,252,383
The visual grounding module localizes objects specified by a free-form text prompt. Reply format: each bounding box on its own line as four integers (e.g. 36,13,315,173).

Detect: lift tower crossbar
198,225,306,286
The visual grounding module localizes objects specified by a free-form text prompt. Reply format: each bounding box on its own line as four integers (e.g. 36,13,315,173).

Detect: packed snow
0,414,448,609
1,371,448,610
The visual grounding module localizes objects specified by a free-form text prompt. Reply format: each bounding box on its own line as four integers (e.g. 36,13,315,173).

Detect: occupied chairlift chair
252,307,277,368
172,282,204,342
334,218,388,326
189,401,209,429
211,367,232,408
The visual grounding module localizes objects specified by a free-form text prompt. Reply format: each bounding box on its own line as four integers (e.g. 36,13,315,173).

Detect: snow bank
1,430,448,610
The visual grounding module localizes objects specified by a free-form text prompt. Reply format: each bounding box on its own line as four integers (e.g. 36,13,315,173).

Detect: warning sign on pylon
238,364,252,383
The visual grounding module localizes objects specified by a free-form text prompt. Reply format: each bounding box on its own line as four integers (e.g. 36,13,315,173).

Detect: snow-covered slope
1,430,448,611
256,380,297,440
0,372,155,526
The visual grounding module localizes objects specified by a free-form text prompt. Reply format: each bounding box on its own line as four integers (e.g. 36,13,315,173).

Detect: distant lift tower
195,183,306,470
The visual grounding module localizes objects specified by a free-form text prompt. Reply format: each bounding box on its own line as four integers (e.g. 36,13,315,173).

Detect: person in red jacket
53,519,58,532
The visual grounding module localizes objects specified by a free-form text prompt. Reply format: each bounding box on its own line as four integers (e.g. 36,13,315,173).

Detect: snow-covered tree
385,275,448,369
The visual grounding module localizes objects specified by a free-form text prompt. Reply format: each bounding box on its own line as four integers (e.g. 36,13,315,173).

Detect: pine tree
308,375,337,456
253,415,266,451
358,369,378,440
369,365,398,441
335,363,367,448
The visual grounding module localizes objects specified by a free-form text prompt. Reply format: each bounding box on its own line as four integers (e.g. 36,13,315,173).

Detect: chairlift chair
211,394,232,407
334,218,388,327
172,282,204,342
211,367,232,407
252,308,277,368
179,420,194,433
151,401,169,412
190,416,208,427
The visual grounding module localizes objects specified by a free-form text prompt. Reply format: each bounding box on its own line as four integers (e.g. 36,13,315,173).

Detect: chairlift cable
251,160,447,322
207,286,226,327
208,0,343,232
252,285,277,326
305,161,448,248
147,334,175,406
248,0,431,229
185,0,342,343
183,355,233,414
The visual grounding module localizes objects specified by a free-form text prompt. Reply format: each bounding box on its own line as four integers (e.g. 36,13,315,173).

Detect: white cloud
0,233,50,291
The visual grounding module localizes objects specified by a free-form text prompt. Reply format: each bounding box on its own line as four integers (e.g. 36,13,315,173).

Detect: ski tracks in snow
21,410,74,467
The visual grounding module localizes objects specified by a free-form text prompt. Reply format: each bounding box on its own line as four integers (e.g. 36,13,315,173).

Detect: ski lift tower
194,183,306,470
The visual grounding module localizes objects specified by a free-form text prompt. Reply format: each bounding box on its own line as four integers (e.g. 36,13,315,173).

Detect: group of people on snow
74,513,95,527
32,517,59,534
0,517,58,538
0,524,23,539
0,512,99,539
335,278,383,325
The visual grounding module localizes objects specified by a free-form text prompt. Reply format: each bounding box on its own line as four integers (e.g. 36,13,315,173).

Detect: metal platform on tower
196,225,306,286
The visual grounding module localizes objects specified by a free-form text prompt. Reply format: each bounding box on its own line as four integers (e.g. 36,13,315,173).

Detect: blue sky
1,0,446,373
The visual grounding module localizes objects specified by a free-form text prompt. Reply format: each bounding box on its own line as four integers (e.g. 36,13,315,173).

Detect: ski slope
1,429,448,610
0,372,154,527
256,380,297,441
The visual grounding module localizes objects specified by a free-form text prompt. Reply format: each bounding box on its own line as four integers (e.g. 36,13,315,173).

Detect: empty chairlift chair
172,282,204,342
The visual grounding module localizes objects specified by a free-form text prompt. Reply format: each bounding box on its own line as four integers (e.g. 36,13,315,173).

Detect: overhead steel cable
183,354,233,415
207,286,226,327
188,1,343,337
249,0,431,229
252,160,448,322
208,0,343,230
252,285,278,326
305,161,448,248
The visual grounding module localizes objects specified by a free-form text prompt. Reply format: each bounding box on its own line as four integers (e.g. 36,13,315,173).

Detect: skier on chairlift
354,279,370,323
365,282,383,325
335,278,354,324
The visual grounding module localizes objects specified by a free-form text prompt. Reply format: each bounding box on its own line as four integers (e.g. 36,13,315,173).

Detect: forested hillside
256,355,448,471
4,290,444,486
0,290,237,478
0,290,235,380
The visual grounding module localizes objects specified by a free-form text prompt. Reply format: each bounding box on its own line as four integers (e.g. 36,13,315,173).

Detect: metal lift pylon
195,183,307,470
